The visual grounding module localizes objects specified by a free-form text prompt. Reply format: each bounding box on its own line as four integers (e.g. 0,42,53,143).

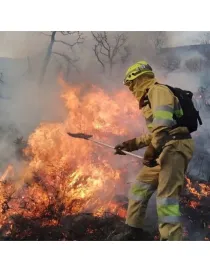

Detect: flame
186,176,201,199
188,201,200,209
200,183,210,197
0,77,143,227
185,176,210,214
0,164,14,182
186,176,210,200
1,78,210,239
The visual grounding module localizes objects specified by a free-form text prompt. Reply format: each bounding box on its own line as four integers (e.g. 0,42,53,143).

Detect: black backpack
165,85,202,133
140,84,203,133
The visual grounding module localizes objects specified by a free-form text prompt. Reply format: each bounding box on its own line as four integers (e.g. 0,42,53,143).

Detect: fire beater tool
67,132,143,160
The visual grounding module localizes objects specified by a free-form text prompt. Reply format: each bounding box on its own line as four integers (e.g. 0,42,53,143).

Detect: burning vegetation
0,77,142,240
0,77,210,240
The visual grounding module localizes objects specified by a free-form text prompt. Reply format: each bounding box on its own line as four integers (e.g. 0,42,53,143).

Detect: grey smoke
0,32,209,239
0,31,209,182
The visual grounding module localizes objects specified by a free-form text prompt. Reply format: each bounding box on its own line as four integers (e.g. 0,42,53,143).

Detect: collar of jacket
132,77,158,102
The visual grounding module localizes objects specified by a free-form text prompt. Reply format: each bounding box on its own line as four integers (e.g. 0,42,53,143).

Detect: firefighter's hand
143,143,159,167
143,159,158,168
114,139,137,155
114,144,127,155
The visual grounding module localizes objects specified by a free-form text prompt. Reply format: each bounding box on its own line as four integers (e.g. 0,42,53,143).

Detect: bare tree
39,31,84,85
151,31,168,53
194,32,210,62
121,46,131,64
39,31,56,85
162,54,181,72
21,56,32,78
53,52,79,80
195,32,210,45
185,57,205,72
146,31,172,72
91,31,130,75
0,72,3,84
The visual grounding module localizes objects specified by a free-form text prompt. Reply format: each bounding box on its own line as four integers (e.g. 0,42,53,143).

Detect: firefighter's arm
136,134,152,148
148,84,175,152
114,134,152,155
143,85,175,166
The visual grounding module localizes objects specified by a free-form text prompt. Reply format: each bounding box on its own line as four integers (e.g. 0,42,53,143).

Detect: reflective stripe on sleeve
153,118,176,127
153,105,176,127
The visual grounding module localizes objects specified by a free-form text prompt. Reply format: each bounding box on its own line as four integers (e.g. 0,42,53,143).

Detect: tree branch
0,72,4,84
101,32,110,52
92,32,110,52
60,31,78,36
54,32,84,48
92,32,129,74
54,38,82,48
153,31,167,52
120,45,130,64
93,45,105,71
53,51,80,72
194,32,210,47
41,32,53,37
111,33,127,60
39,31,57,84
99,46,109,57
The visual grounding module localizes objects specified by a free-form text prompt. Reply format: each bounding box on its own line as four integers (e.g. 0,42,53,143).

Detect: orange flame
0,165,14,182
186,176,210,200
188,201,200,209
0,78,144,226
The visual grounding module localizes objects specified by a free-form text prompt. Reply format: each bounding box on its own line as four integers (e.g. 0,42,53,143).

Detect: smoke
0,32,48,58
1,31,209,177
0,31,210,238
167,31,201,46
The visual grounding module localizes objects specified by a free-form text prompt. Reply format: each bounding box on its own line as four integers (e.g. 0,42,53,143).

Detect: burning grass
0,78,141,239
0,78,210,240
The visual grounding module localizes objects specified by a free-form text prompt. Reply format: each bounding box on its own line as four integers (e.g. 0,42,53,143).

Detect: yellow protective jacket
131,77,189,152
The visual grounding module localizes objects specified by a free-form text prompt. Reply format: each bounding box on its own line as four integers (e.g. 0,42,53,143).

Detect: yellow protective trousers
126,138,194,240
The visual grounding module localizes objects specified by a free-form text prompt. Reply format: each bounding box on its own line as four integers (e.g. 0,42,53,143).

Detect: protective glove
143,143,160,167
114,138,136,155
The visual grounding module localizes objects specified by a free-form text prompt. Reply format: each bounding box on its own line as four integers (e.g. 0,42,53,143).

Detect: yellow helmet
123,61,154,86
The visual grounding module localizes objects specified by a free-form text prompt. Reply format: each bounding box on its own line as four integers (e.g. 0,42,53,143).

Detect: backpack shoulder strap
139,89,151,109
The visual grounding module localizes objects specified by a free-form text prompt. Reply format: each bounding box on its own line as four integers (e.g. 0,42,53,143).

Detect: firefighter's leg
157,139,194,241
126,164,160,228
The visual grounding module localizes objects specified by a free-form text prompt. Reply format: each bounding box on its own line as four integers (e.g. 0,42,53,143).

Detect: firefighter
115,61,194,241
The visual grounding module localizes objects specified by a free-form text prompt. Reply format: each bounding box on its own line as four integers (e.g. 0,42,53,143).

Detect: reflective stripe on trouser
128,181,156,202
126,166,159,228
126,139,194,239
157,139,194,241
157,197,181,224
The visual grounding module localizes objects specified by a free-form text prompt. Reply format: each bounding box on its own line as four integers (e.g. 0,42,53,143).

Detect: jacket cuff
122,138,137,152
